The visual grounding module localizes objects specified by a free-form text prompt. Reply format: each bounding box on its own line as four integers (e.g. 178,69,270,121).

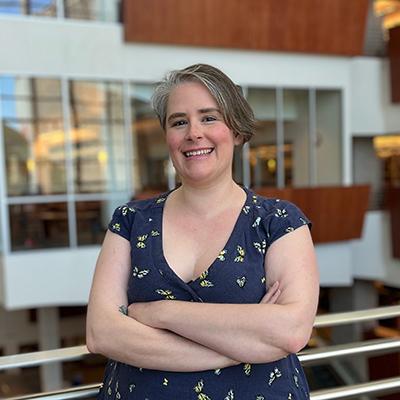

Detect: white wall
0,16,351,87
352,211,400,285
351,57,400,135
3,247,98,309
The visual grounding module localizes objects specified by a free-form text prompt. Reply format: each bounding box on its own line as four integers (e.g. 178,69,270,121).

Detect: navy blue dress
98,187,311,400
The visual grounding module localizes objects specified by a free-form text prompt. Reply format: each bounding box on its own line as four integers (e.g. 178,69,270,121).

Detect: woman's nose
185,122,203,140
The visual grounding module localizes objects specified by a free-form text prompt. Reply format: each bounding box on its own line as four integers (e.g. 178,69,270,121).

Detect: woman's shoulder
119,191,170,213
247,190,296,217
245,189,311,245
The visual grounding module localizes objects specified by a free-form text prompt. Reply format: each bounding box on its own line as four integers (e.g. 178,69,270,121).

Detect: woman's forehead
167,82,218,113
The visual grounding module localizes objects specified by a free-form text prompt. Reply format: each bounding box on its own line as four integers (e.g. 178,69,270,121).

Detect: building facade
0,0,400,392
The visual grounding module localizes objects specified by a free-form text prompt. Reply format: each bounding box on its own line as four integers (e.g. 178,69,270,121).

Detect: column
37,307,63,391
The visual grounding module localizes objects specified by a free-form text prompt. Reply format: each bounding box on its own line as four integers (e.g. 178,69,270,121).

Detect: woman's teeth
184,149,213,157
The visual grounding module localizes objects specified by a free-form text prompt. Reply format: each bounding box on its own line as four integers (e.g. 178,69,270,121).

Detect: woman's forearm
87,311,239,372
129,301,308,364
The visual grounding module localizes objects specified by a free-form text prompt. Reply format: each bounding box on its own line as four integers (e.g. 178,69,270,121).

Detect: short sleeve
264,200,311,247
108,204,136,241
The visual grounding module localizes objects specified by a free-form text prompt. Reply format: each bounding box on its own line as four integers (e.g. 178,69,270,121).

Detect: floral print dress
99,187,311,400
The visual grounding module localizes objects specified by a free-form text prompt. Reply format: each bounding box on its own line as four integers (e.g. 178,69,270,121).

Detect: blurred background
0,0,400,398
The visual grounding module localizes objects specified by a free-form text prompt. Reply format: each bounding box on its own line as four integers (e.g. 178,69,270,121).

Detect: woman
86,64,319,399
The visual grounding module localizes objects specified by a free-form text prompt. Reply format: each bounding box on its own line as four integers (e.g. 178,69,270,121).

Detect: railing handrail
314,304,400,328
1,305,400,371
298,337,400,364
310,376,400,400
2,336,400,371
5,383,100,400
2,304,400,399
0,345,89,371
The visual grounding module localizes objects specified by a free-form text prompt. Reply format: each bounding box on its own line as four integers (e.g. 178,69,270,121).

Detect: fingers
260,281,280,304
267,287,281,304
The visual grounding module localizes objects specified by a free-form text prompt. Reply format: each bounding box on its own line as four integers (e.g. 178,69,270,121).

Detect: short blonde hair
151,64,255,143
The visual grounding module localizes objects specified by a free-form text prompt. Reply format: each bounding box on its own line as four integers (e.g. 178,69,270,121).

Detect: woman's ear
233,133,244,146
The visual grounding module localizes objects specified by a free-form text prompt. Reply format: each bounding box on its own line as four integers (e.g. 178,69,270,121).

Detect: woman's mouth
183,148,214,158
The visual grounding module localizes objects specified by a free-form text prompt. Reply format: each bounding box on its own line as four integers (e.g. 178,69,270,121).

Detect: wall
2,247,99,309
352,211,400,285
351,57,400,135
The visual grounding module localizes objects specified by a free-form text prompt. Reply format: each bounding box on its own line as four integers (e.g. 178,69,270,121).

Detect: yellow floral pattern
234,245,245,262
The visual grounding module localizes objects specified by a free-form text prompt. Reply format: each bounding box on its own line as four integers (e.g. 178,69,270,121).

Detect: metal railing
1,305,400,400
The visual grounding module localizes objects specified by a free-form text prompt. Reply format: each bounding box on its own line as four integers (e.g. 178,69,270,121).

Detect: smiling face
165,81,241,187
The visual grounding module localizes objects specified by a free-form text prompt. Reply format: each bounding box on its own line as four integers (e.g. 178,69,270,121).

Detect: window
0,76,131,251
130,84,170,197
315,90,342,185
0,77,66,196
69,80,128,194
0,0,120,21
247,88,278,188
64,0,119,21
9,202,69,250
283,89,310,187
0,0,57,16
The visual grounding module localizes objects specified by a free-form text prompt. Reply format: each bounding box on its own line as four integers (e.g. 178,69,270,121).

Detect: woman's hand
260,281,281,304
128,281,280,329
128,300,164,328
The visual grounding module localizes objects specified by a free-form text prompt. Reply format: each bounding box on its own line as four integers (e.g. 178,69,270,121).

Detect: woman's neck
172,179,245,218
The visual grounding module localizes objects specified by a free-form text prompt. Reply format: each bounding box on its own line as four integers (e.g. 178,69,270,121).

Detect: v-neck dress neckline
156,186,252,286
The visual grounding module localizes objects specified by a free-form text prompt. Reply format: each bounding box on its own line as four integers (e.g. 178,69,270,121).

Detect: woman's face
165,81,241,186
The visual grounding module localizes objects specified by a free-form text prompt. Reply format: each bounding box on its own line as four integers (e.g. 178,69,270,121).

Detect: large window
0,76,343,252
0,76,130,251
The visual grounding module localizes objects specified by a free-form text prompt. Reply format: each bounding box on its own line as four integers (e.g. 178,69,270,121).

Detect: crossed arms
86,225,319,372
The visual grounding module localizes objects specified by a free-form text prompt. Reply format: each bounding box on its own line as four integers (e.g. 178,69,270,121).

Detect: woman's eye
203,115,217,123
171,120,187,127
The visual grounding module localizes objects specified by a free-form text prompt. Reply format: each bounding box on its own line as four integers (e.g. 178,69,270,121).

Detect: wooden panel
123,0,369,56
389,26,400,103
386,188,400,259
255,185,370,244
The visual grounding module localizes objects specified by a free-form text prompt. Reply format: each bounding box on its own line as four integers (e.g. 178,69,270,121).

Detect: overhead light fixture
374,0,400,30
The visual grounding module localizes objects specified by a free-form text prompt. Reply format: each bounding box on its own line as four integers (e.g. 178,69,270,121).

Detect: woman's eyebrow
167,112,186,123
167,108,221,123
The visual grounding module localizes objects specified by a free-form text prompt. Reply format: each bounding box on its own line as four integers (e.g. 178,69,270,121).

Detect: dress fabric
98,187,312,400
